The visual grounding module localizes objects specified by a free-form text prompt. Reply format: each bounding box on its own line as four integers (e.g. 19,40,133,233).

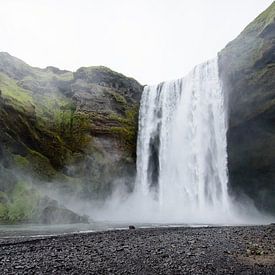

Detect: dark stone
0,226,274,274
40,206,89,225
219,2,275,214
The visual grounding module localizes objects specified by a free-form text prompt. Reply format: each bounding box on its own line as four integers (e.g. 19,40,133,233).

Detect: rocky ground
0,225,274,274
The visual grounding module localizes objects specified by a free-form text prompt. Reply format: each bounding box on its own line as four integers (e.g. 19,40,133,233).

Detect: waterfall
135,57,232,222
95,56,270,224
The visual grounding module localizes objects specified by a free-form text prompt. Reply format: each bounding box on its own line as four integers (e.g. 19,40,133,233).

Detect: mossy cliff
0,53,142,222
219,2,275,213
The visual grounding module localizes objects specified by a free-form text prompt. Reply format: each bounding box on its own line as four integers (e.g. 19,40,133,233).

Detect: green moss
19,66,73,85
34,93,74,134
107,113,127,124
110,125,137,153
57,111,92,152
125,105,139,122
7,181,40,223
96,105,139,153
0,73,33,104
14,155,30,168
108,91,127,105
0,203,8,221
26,149,61,180
110,126,135,141
242,2,275,35
0,52,142,204
0,192,9,204
107,105,138,124
0,181,41,223
220,2,275,74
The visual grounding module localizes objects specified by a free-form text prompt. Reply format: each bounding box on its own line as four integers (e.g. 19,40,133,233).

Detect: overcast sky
0,0,273,85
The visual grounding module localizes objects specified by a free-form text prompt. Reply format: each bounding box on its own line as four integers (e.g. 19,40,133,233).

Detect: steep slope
0,53,142,222
219,2,275,213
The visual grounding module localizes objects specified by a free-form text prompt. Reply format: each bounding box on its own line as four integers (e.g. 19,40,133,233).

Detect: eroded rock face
74,66,142,102
219,2,275,213
0,52,143,219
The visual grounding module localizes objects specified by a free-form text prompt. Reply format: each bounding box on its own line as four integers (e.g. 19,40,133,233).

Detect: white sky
0,0,273,85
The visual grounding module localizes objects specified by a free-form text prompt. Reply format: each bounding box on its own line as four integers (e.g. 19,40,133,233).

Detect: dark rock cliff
219,2,275,213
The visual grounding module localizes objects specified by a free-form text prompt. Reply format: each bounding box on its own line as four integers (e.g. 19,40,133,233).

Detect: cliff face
219,3,275,213
0,53,142,222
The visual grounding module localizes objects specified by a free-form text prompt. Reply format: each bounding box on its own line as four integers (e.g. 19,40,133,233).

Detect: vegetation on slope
0,52,142,222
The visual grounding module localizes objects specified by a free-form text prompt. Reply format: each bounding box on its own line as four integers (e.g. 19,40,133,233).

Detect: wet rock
219,2,275,214
40,206,89,224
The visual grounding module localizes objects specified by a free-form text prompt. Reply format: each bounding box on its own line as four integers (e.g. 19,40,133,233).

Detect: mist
31,55,274,227
33,174,273,227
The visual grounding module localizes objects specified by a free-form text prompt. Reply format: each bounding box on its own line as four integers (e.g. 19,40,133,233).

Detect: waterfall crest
135,57,231,222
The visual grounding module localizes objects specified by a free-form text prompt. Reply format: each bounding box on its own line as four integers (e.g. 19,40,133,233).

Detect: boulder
40,206,89,225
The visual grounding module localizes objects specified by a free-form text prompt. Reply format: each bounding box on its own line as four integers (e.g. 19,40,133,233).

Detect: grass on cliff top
0,70,75,130
0,69,91,172
32,69,73,82
76,66,125,79
75,65,141,87
243,2,275,35
220,2,274,73
0,72,33,107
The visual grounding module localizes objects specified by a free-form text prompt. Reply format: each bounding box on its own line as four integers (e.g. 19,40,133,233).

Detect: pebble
0,225,274,274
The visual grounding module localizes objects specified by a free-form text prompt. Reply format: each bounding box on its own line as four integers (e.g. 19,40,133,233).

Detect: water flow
135,57,231,222
90,56,272,224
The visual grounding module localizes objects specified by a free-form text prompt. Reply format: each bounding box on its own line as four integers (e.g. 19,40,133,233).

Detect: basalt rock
219,2,275,213
40,206,88,224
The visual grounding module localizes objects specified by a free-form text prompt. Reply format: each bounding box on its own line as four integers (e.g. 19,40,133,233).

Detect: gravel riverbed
0,225,274,274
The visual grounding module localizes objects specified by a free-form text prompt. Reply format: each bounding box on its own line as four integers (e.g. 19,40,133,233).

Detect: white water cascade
135,57,232,223
92,57,271,224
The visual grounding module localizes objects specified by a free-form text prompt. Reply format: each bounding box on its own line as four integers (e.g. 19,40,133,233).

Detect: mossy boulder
40,206,88,225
